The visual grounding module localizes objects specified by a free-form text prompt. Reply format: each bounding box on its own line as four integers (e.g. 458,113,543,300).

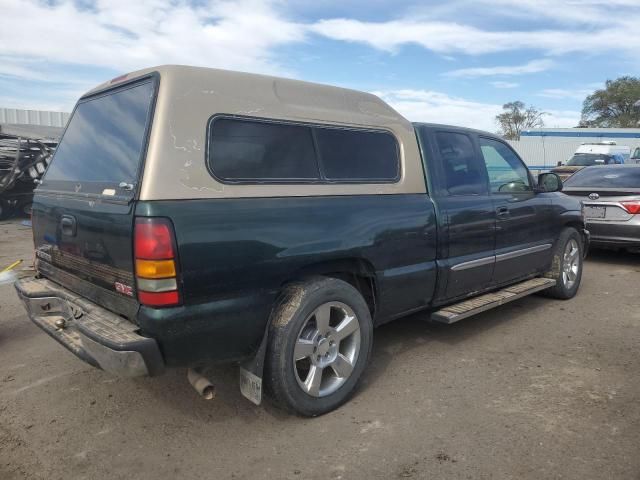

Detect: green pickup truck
15,65,588,416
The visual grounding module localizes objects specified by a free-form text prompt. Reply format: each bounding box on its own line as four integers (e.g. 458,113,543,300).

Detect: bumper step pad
431,277,556,324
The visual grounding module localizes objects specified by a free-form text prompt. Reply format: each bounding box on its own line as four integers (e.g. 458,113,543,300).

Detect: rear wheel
542,227,583,299
265,277,373,416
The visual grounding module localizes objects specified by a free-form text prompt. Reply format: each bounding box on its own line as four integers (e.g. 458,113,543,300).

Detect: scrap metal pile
0,134,56,219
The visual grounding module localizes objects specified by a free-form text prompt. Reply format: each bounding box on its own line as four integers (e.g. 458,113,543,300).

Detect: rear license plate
239,367,262,405
584,206,606,219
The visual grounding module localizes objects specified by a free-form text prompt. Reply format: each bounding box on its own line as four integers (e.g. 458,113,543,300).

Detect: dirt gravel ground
1,218,639,480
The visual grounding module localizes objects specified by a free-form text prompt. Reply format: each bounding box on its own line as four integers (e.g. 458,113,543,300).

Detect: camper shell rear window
41,77,157,197
207,116,400,184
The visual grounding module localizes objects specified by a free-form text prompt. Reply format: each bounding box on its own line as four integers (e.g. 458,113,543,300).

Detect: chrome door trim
495,243,552,263
452,244,552,271
451,255,495,271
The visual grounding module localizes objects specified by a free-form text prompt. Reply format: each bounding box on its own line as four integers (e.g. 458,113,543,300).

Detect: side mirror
557,161,563,166
537,172,563,193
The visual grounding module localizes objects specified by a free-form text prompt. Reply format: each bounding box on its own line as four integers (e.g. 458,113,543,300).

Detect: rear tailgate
32,76,157,320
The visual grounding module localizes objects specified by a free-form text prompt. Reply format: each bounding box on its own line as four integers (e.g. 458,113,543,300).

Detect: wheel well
565,221,583,232
285,259,378,317
565,221,586,245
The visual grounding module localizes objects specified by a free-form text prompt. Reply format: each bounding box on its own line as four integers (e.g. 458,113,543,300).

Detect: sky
1,0,639,132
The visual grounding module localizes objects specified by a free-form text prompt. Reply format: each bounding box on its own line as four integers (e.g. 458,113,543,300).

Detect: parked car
630,147,640,164
552,143,627,181
563,165,640,251
14,66,588,416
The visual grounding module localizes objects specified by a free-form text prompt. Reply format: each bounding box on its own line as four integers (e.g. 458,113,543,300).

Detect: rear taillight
621,201,640,215
134,218,181,307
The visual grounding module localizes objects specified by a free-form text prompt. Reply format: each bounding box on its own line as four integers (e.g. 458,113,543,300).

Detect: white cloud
4,1,640,80
378,90,502,132
0,0,306,82
374,89,580,132
538,88,593,101
542,109,582,128
311,10,640,57
0,0,309,109
1,0,636,114
490,81,519,89
446,59,553,78
473,0,640,27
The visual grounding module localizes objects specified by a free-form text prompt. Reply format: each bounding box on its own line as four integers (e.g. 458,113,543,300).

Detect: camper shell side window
206,115,401,184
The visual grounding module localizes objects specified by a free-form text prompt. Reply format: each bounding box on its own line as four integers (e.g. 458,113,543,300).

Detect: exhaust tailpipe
187,368,216,400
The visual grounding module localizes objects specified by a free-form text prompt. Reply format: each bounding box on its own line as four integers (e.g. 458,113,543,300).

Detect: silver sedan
562,165,640,252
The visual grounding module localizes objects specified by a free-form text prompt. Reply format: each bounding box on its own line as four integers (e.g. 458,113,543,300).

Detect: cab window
479,137,531,194
434,131,487,196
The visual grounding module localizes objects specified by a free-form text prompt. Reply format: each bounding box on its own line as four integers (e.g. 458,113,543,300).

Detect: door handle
60,215,77,237
496,206,510,218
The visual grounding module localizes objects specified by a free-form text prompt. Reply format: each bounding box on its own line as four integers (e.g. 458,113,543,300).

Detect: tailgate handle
60,215,77,237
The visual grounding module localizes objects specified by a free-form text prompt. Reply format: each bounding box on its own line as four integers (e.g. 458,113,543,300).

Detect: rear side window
435,131,487,195
565,167,640,188
207,117,400,183
209,118,318,181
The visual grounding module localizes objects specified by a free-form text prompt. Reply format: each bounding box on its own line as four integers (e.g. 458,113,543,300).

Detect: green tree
496,101,546,140
580,76,640,127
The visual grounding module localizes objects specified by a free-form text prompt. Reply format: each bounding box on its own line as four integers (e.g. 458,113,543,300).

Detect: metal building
0,108,70,140
509,128,640,170
508,128,640,170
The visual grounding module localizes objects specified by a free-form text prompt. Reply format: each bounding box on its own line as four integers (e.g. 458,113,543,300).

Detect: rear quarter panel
135,195,437,364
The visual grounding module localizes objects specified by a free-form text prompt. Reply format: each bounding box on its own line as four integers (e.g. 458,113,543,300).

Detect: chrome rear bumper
15,276,164,377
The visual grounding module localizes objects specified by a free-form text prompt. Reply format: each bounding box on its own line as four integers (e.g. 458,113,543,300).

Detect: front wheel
542,227,584,299
265,277,373,416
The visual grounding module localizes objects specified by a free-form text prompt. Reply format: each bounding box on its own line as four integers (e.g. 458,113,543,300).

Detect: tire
0,200,13,221
265,277,373,416
18,201,33,217
542,227,584,299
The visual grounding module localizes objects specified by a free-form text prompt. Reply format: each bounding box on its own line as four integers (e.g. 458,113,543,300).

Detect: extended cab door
416,126,496,302
478,136,553,285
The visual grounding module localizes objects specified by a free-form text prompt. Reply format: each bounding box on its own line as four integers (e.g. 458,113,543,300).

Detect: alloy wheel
293,301,361,397
562,238,580,289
